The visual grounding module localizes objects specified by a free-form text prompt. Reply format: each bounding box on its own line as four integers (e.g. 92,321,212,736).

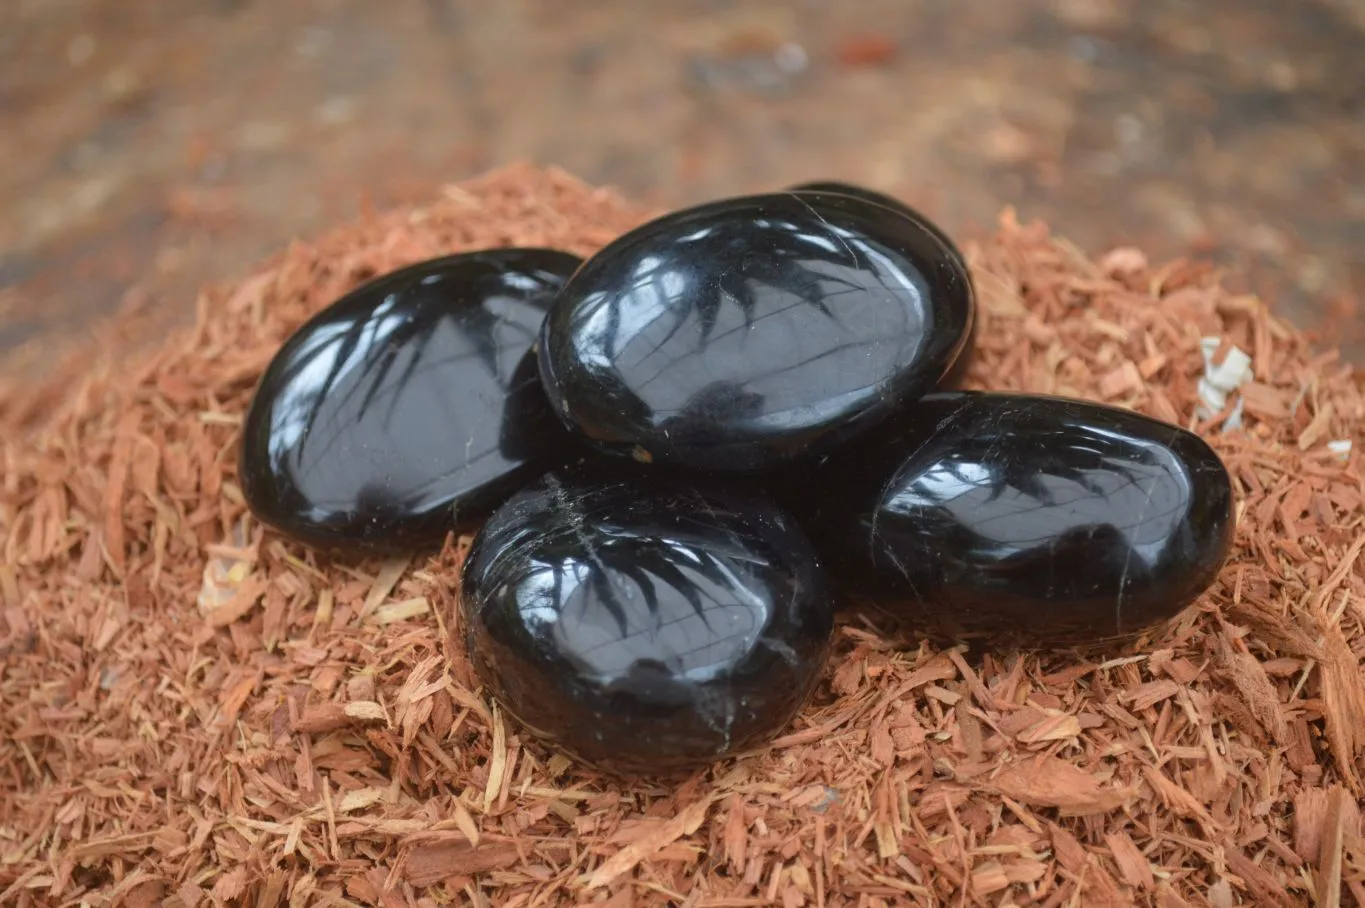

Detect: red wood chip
1,164,1362,907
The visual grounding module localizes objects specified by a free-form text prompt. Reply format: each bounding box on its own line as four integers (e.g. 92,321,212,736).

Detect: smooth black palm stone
239,248,584,552
460,464,835,774
771,391,1235,647
536,190,976,472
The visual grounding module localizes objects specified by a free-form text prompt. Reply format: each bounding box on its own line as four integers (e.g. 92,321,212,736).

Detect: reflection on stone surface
772,391,1235,647
788,180,977,389
239,248,583,552
460,462,835,775
788,181,969,271
537,191,975,472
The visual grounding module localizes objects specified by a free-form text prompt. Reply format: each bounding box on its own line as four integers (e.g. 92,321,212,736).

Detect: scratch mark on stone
1115,475,1157,631
789,193,859,267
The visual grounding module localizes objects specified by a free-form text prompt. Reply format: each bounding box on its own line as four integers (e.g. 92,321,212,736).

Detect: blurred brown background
3,0,1363,373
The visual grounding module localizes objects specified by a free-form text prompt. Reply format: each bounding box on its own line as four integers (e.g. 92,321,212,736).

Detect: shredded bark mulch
2,163,1363,907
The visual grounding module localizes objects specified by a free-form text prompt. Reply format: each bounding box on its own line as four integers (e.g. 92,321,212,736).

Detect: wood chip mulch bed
2,163,1363,907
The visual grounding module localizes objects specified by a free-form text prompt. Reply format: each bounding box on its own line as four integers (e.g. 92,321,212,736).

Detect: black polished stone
460,463,835,775
537,191,975,472
774,391,1235,647
239,248,584,552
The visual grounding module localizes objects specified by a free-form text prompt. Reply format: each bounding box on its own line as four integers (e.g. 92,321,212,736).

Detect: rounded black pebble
239,248,584,553
459,463,836,775
536,191,975,473
773,391,1236,648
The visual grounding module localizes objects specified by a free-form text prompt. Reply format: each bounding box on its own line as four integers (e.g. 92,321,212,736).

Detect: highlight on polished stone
786,180,977,388
239,248,583,552
459,463,836,774
773,391,1236,646
536,190,976,472
787,180,969,272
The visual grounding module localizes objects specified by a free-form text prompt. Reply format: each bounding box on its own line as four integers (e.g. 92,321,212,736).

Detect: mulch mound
2,163,1363,908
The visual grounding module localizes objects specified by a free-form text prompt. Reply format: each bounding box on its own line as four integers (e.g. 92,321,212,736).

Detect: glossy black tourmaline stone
460,463,835,774
773,391,1235,647
537,191,975,472
239,248,584,552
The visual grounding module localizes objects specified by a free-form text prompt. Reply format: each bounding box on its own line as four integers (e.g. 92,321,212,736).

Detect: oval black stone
775,391,1236,647
239,248,584,553
460,464,835,775
537,191,976,472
